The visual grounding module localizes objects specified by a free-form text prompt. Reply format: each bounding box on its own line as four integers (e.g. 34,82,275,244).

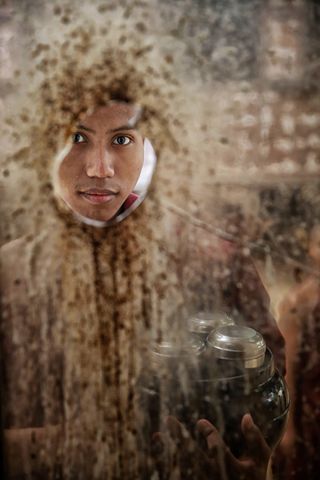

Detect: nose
86,146,115,178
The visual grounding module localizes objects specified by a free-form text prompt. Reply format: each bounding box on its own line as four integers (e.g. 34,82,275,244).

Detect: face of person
57,103,144,222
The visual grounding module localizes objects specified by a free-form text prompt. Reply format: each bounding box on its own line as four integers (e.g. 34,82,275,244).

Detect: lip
78,189,119,205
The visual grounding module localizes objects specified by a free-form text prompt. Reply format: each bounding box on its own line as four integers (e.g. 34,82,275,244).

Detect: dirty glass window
0,1,319,479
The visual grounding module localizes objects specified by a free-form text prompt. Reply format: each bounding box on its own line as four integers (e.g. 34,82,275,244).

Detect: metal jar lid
150,335,205,368
207,325,266,368
188,310,234,335
151,336,205,358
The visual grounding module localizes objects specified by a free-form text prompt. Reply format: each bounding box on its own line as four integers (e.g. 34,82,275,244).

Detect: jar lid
188,310,234,335
151,335,205,361
207,325,266,368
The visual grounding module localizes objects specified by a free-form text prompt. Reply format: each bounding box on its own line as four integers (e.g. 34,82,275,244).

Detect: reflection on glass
53,101,156,227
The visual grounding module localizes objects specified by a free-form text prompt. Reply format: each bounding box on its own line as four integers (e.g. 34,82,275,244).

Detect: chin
84,209,117,222
75,199,120,223
69,205,118,227
62,198,116,223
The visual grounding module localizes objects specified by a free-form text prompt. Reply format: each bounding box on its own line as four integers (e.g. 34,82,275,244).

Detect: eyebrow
109,124,137,133
76,124,137,134
76,124,96,133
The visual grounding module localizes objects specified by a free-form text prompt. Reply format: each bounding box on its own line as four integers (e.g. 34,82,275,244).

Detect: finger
197,419,247,477
196,419,223,456
165,416,190,444
165,416,205,476
241,414,270,462
196,419,218,438
151,431,165,456
150,430,175,477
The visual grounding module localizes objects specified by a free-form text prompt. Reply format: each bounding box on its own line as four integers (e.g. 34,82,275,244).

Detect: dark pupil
117,136,126,144
74,133,81,142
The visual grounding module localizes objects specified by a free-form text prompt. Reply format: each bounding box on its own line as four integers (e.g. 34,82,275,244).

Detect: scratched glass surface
0,1,319,479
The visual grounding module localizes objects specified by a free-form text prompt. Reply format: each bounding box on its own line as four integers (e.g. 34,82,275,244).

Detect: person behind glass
278,225,320,480
56,103,284,479
1,101,147,478
1,101,284,480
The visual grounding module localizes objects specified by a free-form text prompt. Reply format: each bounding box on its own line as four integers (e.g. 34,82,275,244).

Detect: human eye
72,132,87,144
112,135,131,146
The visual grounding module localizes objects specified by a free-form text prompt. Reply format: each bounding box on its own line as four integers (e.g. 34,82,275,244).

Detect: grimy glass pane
0,1,319,479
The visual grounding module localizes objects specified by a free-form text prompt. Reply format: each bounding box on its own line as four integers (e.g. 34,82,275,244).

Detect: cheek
118,152,143,181
58,155,81,187
130,159,144,185
132,148,144,175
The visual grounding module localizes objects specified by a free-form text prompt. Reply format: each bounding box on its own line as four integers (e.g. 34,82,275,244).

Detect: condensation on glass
0,1,319,479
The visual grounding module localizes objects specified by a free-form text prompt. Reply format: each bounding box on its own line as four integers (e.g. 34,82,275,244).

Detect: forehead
80,103,140,129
